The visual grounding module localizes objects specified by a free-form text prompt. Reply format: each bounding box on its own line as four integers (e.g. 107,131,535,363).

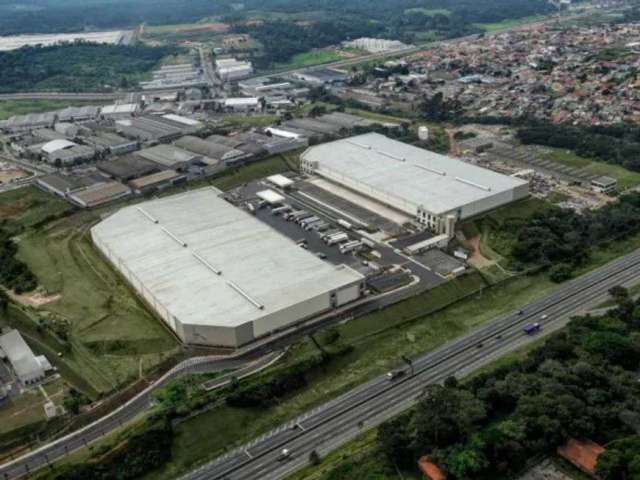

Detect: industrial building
216,58,254,81
301,133,529,233
342,37,412,53
40,139,96,165
0,330,52,385
91,188,364,348
140,63,208,90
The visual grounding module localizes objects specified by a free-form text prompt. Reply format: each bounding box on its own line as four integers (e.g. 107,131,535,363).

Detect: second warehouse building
301,133,529,233
91,188,364,348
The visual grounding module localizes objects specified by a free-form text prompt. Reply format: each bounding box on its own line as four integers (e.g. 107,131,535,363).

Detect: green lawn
474,14,546,32
546,149,640,190
275,50,343,70
0,186,72,231
0,100,110,121
404,7,451,16
15,215,180,394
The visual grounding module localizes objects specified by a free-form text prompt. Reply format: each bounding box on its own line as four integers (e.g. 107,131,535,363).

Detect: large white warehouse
301,133,529,233
91,188,364,348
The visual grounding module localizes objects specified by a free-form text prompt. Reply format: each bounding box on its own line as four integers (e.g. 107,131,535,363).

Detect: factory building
0,330,52,385
216,58,254,81
91,188,364,348
301,133,529,234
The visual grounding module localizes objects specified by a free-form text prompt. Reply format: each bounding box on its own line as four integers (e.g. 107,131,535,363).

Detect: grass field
0,100,110,121
404,7,451,16
15,212,180,394
0,186,71,231
274,50,343,70
474,14,546,32
546,149,640,190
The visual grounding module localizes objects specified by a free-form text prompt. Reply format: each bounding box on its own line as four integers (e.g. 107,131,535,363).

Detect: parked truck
338,219,353,230
271,205,291,215
300,216,320,228
326,233,349,245
339,240,363,254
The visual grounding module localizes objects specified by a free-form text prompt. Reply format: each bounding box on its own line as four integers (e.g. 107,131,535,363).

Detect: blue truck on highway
523,322,541,334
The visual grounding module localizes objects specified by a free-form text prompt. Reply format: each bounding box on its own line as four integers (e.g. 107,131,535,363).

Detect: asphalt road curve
182,248,640,480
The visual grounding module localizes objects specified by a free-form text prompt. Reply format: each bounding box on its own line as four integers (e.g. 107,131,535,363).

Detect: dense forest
0,226,37,293
0,42,178,92
517,122,640,172
233,0,554,67
0,0,555,37
491,192,640,280
0,0,236,36
379,290,640,479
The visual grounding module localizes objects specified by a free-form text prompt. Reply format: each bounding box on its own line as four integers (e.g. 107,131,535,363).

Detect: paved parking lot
414,249,465,276
296,181,404,236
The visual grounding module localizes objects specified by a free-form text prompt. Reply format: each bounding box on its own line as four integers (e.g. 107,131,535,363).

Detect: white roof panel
267,174,294,188
92,188,363,329
302,133,528,215
41,139,76,154
256,189,285,204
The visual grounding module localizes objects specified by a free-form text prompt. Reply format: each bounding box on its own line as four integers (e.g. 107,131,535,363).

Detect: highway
180,247,640,480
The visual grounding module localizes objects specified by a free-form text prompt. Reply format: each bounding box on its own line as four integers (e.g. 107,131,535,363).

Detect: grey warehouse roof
92,188,363,329
302,133,528,215
0,330,43,381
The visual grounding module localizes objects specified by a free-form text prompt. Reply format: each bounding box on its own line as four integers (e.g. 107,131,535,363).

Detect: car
476,342,484,349
386,370,405,381
540,314,548,320
316,252,327,259
278,448,292,461
495,334,503,340
517,310,524,315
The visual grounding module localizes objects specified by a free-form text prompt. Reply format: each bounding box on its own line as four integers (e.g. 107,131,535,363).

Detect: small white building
216,58,254,82
0,330,52,385
220,97,260,113
591,176,617,194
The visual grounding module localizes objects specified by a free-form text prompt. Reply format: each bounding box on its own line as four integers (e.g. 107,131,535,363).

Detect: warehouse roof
136,144,200,168
302,133,528,215
92,188,363,329
42,139,76,154
97,155,160,180
0,330,43,382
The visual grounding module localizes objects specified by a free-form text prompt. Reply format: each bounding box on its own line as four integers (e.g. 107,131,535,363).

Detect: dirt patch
466,234,495,268
177,22,229,33
10,290,62,307
0,170,28,184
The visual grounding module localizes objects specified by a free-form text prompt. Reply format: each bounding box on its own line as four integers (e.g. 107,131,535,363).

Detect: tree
583,331,640,370
609,285,630,305
413,385,486,449
378,413,415,470
443,437,489,479
549,263,573,282
0,288,8,313
309,450,321,465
